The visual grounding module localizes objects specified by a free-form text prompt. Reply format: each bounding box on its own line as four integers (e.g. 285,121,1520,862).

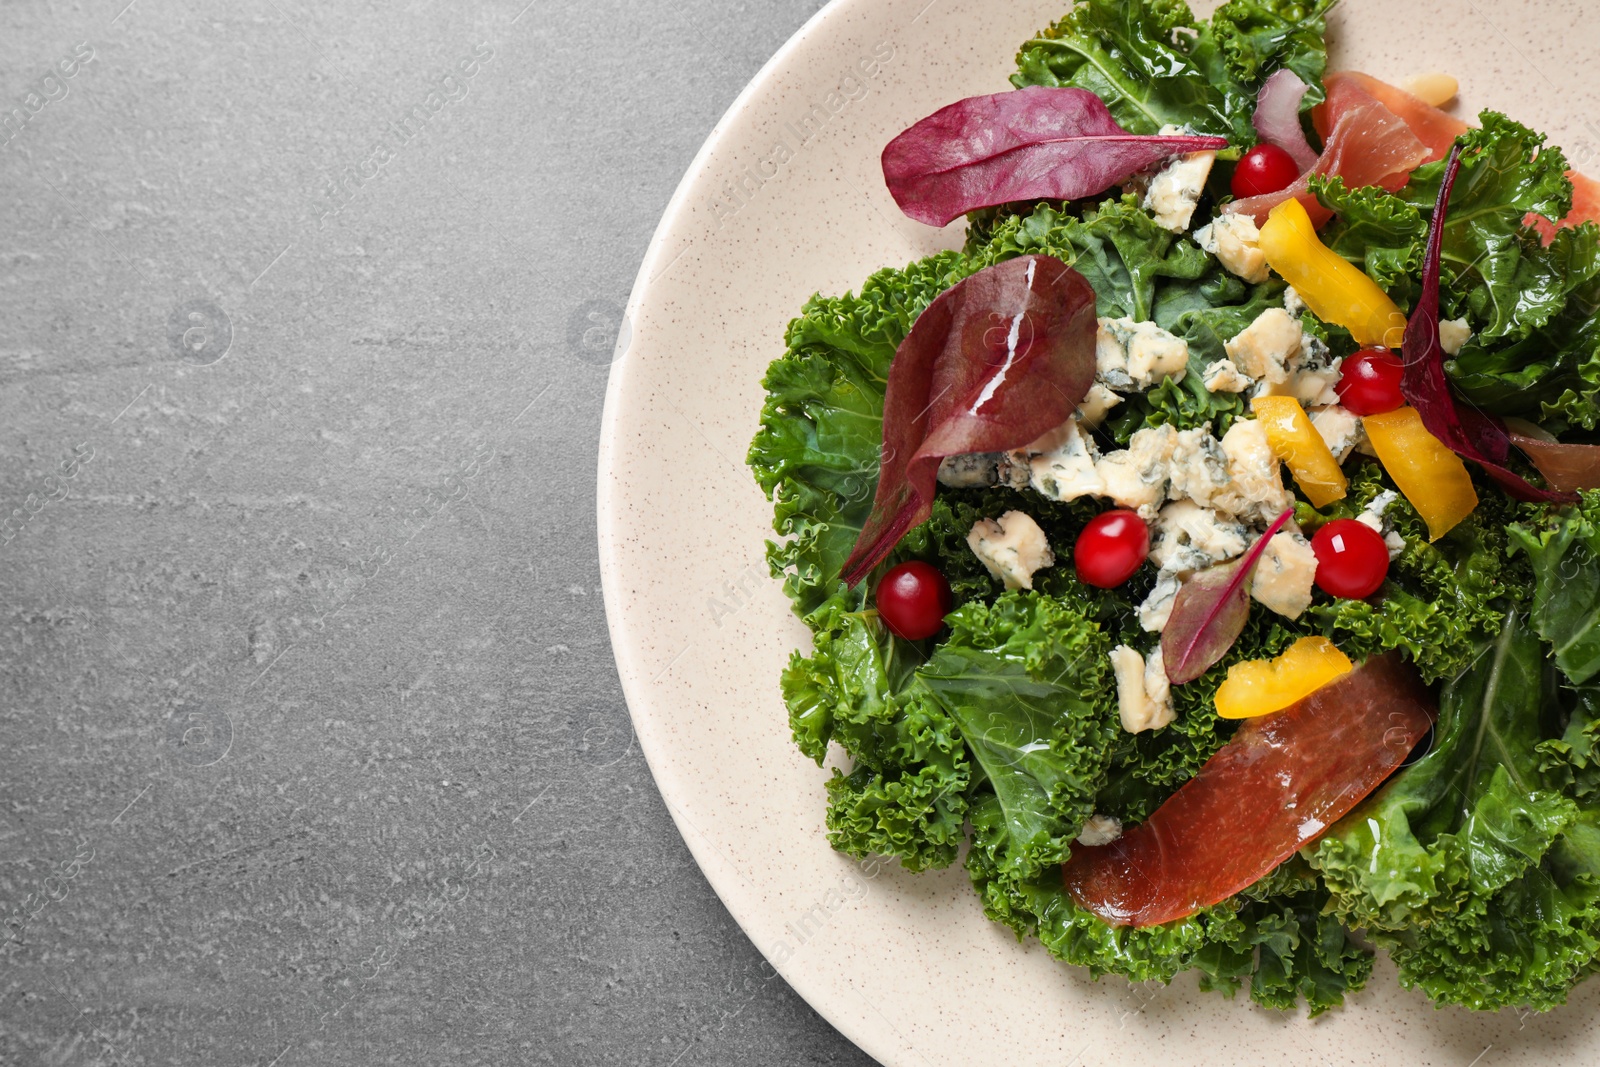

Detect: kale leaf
1315,113,1600,434
1012,0,1334,142
1511,491,1600,685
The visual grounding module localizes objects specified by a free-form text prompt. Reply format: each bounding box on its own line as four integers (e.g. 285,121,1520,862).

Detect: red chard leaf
882,87,1229,228
840,255,1097,587
1400,143,1578,504
1160,509,1293,685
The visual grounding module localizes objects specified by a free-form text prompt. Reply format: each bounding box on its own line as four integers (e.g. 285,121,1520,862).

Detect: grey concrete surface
0,1,878,1063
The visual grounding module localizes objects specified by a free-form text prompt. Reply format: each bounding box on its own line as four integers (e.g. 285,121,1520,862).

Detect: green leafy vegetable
750,252,968,621
1013,0,1334,142
1512,491,1600,685
919,593,1117,882
1314,113,1600,435
1312,614,1600,1017
1309,463,1528,683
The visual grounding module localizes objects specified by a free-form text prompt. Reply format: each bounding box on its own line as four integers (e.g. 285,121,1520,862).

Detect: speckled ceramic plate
597,2,1600,1063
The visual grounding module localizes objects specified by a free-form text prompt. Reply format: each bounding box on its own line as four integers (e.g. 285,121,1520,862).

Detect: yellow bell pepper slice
1362,406,1478,541
1250,396,1348,507
1258,197,1408,348
1215,637,1354,720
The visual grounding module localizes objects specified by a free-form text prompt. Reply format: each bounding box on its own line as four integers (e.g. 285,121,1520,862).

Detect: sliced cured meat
1508,430,1600,491
1062,653,1435,928
1226,77,1429,228
1314,71,1469,164
1526,169,1600,245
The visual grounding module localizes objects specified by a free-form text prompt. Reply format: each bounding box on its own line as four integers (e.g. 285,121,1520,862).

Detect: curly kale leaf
966,198,1211,321
1448,267,1600,433
1511,491,1600,685
1318,112,1588,340
1540,687,1600,802
1315,114,1600,431
749,250,972,622
1012,0,1219,136
1227,886,1375,1016
1012,0,1333,142
1190,0,1336,139
1383,816,1600,1011
1311,611,1580,947
917,593,1118,884
782,590,971,872
1401,113,1585,341
1307,463,1528,683
970,809,1371,1014
1313,177,1427,296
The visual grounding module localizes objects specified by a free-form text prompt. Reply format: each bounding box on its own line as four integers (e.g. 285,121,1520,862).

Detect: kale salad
748,0,1600,1015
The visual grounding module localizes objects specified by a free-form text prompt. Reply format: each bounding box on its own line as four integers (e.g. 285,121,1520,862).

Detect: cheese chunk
1250,531,1318,619
1439,316,1474,356
1095,425,1178,520
1310,404,1364,462
1214,419,1295,525
1098,317,1191,391
1077,382,1124,428
1225,307,1303,385
967,510,1054,591
936,452,1001,489
1202,358,1253,393
1150,500,1249,570
1286,336,1343,407
1356,489,1405,560
1196,213,1270,283
1143,128,1216,233
1110,644,1176,734
1076,814,1124,847
1029,419,1105,502
1168,427,1234,511
1138,570,1182,633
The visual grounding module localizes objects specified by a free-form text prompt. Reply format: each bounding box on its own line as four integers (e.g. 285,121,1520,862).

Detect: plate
597,1,1600,1062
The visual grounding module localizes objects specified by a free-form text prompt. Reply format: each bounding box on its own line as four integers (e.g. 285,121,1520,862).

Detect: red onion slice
1252,69,1319,173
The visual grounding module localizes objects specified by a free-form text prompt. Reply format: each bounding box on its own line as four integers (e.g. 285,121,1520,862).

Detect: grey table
0,1,876,1062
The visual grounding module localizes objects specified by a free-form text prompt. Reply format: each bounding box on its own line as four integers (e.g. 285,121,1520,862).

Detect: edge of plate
593,1,890,1062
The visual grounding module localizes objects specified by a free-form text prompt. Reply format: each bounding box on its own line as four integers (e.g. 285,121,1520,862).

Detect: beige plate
598,1,1600,1062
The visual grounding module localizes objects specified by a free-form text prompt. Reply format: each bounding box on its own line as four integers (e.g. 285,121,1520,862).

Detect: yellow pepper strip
1251,395,1348,507
1363,406,1479,541
1258,197,1408,348
1215,637,1354,720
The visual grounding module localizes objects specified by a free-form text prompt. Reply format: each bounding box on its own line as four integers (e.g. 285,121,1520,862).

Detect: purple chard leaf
1161,509,1294,685
1400,142,1576,504
881,86,1229,228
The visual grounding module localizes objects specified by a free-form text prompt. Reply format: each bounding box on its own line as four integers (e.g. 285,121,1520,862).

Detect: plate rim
595,0,883,1057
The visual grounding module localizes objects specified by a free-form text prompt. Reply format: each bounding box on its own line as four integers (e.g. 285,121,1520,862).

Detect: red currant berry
1335,347,1407,415
1231,144,1302,200
1074,509,1150,589
1311,519,1390,599
875,561,953,640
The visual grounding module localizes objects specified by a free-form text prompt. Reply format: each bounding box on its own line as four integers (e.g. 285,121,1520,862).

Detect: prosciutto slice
1527,169,1600,245
1314,71,1469,164
1225,75,1430,228
1064,653,1435,928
